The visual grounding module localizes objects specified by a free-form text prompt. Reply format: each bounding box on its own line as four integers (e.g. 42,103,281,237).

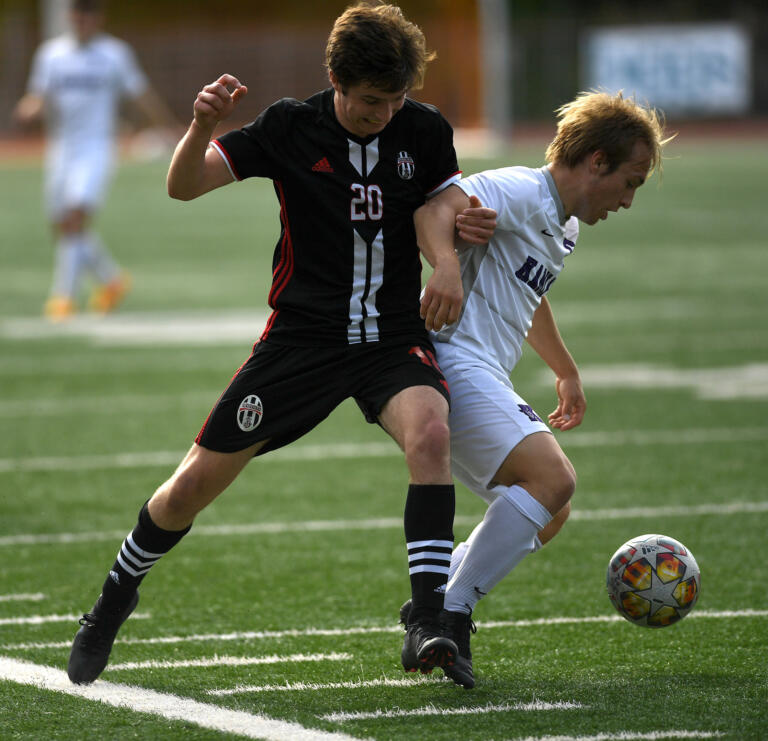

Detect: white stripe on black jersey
213,89,461,346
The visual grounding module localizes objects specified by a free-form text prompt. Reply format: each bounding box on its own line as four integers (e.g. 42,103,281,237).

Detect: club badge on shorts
237,395,263,432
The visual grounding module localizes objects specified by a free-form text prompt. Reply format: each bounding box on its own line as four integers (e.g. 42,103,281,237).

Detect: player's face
331,75,407,138
70,10,104,43
579,141,652,225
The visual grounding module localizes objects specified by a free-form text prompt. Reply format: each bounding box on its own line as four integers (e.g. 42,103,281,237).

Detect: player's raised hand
548,375,586,431
456,195,497,244
193,74,248,131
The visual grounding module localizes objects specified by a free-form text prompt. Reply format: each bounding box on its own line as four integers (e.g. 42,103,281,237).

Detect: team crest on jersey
397,151,415,180
237,395,263,432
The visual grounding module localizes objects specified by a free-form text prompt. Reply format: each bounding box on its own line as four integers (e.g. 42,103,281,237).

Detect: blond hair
545,91,674,175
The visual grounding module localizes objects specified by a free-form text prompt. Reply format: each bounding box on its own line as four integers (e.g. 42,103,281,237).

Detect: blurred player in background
13,0,176,321
66,2,496,685
403,90,673,688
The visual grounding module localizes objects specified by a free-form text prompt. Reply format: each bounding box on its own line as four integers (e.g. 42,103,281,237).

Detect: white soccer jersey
28,32,147,151
433,166,579,375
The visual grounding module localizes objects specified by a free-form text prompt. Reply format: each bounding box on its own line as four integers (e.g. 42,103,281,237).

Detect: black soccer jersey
212,88,461,346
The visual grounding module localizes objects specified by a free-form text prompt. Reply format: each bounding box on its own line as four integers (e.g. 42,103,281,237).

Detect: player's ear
590,150,610,175
329,70,341,93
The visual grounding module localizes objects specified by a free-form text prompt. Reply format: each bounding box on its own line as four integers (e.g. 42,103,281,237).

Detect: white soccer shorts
436,341,551,503
45,142,114,219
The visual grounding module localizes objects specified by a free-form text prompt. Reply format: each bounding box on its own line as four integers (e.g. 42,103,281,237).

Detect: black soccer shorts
195,337,450,455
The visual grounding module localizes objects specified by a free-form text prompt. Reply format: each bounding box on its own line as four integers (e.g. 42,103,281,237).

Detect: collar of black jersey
319,87,397,145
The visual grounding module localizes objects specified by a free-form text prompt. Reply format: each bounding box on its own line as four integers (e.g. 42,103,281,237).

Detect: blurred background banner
1,0,766,140
583,23,752,116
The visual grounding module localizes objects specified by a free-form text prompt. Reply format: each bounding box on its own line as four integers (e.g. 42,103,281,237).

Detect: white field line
319,699,584,722
504,732,724,741
1,499,766,549
4,364,765,418
4,610,766,651
0,441,398,474
0,657,363,741
0,301,759,346
208,677,433,695
0,592,45,602
0,391,217,418
0,612,150,627
106,653,352,672
2,427,767,475
2,328,765,378
0,311,270,347
572,362,768,401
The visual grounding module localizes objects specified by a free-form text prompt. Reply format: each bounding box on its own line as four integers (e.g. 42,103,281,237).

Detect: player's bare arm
12,93,45,127
414,184,470,331
167,74,248,201
456,194,497,244
526,297,586,431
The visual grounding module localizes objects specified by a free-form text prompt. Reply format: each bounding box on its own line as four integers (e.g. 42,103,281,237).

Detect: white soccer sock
80,231,120,283
448,540,469,581
443,485,552,615
50,235,86,298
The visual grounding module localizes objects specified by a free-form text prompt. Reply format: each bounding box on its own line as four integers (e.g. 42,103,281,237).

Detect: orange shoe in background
44,296,76,322
89,273,132,314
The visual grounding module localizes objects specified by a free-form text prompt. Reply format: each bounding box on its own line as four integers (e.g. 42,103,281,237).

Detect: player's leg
448,475,571,579
67,440,264,684
74,153,131,313
539,500,571,545
68,342,347,684
44,208,90,321
378,383,460,673
445,431,576,615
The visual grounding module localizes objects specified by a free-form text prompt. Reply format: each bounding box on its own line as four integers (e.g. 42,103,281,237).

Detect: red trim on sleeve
211,139,242,182
426,169,462,197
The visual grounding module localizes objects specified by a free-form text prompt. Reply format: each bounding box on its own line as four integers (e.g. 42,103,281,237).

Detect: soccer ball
606,533,700,628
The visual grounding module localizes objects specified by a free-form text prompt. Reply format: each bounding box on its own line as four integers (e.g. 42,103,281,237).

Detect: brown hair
545,90,674,175
326,2,436,92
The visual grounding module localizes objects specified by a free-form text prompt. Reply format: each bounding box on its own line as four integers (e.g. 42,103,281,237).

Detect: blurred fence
1,0,766,138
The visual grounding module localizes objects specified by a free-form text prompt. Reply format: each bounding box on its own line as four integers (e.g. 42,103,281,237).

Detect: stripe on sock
115,533,164,577
407,539,452,576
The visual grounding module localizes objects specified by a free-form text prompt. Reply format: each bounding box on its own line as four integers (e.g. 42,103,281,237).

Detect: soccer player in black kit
67,3,495,686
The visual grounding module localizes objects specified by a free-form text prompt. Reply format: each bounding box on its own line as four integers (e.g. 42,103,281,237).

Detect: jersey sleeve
115,41,148,99
419,108,461,197
27,42,53,96
456,168,533,229
212,98,298,181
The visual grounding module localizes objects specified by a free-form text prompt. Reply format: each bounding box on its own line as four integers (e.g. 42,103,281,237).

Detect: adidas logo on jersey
312,157,334,173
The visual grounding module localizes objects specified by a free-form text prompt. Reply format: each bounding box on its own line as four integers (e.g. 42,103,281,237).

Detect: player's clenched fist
193,74,248,130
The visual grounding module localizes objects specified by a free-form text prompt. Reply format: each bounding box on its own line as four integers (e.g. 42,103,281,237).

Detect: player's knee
157,468,211,520
58,209,87,235
549,456,576,510
404,415,450,471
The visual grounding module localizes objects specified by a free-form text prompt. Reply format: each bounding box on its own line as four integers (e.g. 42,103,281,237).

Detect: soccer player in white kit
408,90,673,688
13,0,173,321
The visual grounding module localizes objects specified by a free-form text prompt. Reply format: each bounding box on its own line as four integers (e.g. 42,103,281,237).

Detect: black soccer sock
404,483,455,621
100,500,191,613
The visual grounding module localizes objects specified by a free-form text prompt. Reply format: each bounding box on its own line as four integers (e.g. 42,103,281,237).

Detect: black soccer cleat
440,607,477,689
400,598,476,688
401,619,457,674
67,591,139,684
